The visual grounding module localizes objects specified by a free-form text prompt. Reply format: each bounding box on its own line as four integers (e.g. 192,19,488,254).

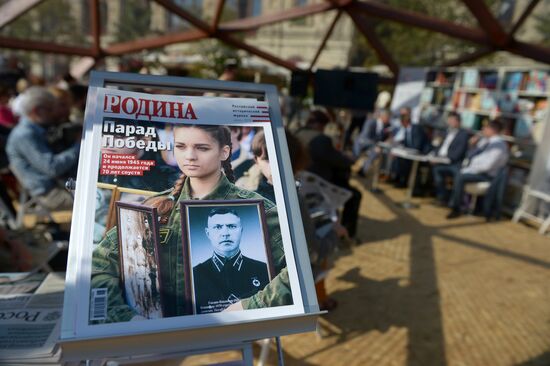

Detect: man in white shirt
431,112,469,204
447,120,509,219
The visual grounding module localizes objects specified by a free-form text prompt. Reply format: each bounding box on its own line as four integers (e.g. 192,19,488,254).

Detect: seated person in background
391,107,429,187
353,109,393,176
235,130,275,202
230,126,254,180
6,86,79,210
251,130,276,203
286,130,341,311
446,120,509,219
295,110,362,241
344,109,367,150
431,112,469,204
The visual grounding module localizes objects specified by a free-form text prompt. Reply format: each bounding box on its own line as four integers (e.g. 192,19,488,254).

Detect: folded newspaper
0,273,64,365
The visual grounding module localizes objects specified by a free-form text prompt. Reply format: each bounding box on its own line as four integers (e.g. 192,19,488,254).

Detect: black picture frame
179,199,275,315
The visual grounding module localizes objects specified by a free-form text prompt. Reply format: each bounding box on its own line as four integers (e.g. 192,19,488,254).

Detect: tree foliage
114,0,153,43
349,0,500,68
0,0,85,45
535,9,550,45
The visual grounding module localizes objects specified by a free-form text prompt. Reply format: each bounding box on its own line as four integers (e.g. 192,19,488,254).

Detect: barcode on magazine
90,288,108,321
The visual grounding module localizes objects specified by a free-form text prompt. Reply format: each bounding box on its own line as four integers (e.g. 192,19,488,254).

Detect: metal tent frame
0,0,548,81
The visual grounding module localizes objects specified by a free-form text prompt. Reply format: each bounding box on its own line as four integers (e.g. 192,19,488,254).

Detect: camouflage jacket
91,175,292,323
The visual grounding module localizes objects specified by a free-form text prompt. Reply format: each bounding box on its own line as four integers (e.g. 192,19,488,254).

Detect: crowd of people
0,59,512,312
349,106,510,220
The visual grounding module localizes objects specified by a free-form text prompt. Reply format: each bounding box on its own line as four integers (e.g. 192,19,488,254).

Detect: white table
390,147,429,209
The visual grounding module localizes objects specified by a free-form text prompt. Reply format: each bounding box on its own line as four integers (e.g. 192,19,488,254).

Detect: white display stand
512,103,550,234
390,67,427,124
60,71,322,364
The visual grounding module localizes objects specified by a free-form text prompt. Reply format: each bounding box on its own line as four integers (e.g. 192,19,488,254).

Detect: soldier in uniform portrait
192,207,269,314
91,124,293,323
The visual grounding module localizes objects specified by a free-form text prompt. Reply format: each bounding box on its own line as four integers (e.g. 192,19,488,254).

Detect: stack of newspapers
0,273,64,365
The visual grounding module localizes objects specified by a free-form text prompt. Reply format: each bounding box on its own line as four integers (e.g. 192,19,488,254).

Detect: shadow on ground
282,180,550,366
283,184,447,366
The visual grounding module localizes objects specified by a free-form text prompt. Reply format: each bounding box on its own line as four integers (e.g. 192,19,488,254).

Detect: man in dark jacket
295,110,361,239
193,208,269,314
431,112,470,204
353,109,392,175
391,107,429,187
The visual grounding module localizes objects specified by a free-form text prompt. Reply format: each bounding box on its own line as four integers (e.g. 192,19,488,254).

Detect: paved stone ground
114,179,550,366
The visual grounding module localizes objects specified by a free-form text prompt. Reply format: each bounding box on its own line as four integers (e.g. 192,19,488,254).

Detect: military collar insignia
158,228,172,245
212,251,243,272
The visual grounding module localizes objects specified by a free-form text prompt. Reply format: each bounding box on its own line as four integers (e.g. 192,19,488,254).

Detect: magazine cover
61,85,306,340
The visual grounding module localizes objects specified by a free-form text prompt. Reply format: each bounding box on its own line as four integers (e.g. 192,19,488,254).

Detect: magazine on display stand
60,72,319,361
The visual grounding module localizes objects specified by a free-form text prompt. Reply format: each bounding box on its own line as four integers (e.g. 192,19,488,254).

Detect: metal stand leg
258,339,271,366
469,194,478,215
400,160,420,209
370,157,382,194
275,337,285,366
241,342,254,366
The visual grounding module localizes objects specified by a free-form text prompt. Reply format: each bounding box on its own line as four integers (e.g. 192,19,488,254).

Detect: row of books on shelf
426,71,456,85
459,91,548,118
462,69,498,89
421,88,548,121
503,71,548,93
426,69,550,93
420,87,453,106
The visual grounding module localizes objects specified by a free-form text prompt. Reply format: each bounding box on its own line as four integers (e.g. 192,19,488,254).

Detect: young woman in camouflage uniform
91,125,292,323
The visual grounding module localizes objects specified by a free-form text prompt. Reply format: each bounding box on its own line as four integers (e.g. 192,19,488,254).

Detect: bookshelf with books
418,66,550,212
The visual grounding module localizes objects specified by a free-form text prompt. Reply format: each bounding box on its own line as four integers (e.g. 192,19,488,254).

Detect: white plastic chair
513,186,550,235
464,181,491,214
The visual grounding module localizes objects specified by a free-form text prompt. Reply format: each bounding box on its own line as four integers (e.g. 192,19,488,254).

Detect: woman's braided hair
144,125,235,223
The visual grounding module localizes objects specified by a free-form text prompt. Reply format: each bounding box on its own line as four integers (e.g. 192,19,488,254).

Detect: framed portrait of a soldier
114,202,164,320
179,200,277,315
61,72,320,362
